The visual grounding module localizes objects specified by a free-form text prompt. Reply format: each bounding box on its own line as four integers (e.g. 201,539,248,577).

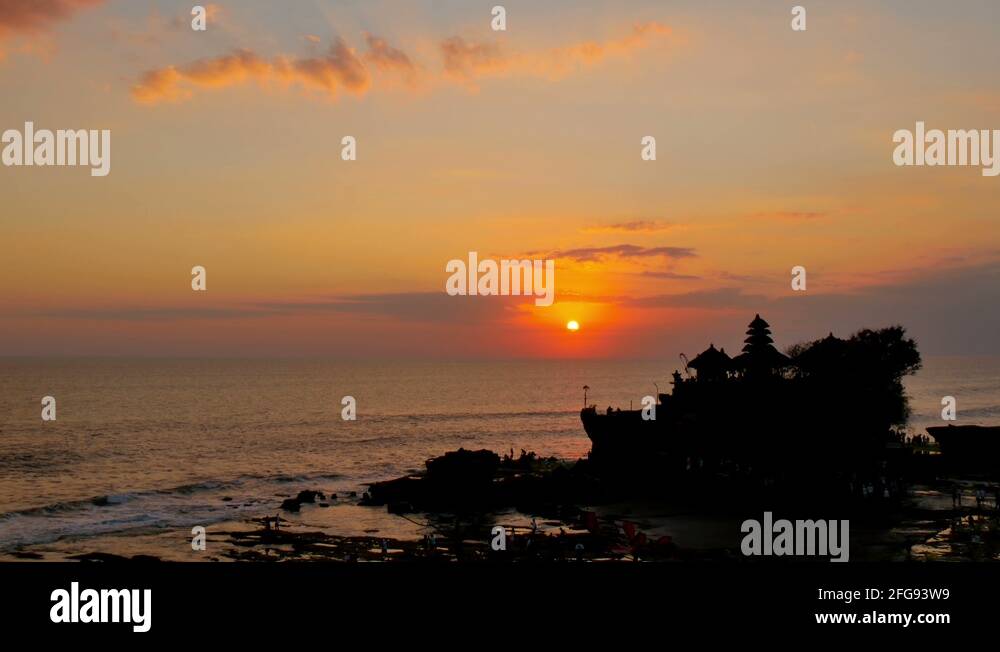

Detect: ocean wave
0,448,85,472
0,470,343,524
367,409,575,422
910,405,1000,426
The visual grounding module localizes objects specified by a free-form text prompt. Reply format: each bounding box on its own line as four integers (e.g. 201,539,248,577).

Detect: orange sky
1,0,999,358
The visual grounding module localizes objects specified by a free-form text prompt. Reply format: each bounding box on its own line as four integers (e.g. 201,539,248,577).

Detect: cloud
35,305,274,321
617,259,1000,355
545,289,619,304
33,292,533,325
440,36,505,79
639,271,701,280
0,0,102,33
132,37,388,104
584,220,673,233
363,32,417,83
768,260,1000,354
14,261,1000,356
627,287,766,310
204,3,223,23
253,292,528,324
713,271,774,284
541,244,696,263
293,38,368,92
0,0,103,60
441,21,674,84
131,21,676,104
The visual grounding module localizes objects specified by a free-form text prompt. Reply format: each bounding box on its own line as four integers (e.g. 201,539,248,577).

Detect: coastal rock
361,476,421,506
280,489,327,512
296,490,325,503
425,448,499,483
362,448,599,514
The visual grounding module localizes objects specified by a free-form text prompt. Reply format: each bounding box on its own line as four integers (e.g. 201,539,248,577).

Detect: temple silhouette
685,314,790,381
581,314,922,498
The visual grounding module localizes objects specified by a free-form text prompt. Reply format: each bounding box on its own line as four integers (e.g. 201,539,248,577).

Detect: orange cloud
440,37,505,79
132,39,373,104
537,244,696,263
204,3,223,22
0,0,104,60
441,21,674,83
0,0,102,33
584,220,674,233
363,32,416,80
132,22,676,104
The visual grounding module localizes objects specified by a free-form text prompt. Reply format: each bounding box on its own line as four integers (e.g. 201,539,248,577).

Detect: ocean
1,356,998,554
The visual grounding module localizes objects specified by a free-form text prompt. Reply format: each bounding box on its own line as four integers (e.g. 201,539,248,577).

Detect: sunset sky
1,0,999,358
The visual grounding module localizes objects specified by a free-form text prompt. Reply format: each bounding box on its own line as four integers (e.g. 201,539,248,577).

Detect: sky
1,0,999,359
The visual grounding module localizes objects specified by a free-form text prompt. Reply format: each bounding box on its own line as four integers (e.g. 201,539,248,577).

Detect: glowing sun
566,320,580,332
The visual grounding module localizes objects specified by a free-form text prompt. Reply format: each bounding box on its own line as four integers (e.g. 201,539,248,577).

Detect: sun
566,320,580,332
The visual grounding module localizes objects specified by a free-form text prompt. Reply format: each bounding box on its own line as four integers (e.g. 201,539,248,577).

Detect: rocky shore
7,447,1000,563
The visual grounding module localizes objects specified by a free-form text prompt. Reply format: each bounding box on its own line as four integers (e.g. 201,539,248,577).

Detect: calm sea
1,356,997,551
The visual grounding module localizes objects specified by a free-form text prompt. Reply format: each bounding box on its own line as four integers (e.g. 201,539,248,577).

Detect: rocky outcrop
280,490,326,512
360,448,603,514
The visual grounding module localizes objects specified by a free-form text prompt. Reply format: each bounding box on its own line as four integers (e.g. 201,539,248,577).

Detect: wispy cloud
30,292,534,325
540,244,696,263
639,270,701,280
12,261,1000,356
441,21,674,85
363,32,417,82
583,220,674,234
131,21,676,104
713,270,775,284
132,38,380,104
440,36,504,80
253,293,527,324
627,287,765,310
